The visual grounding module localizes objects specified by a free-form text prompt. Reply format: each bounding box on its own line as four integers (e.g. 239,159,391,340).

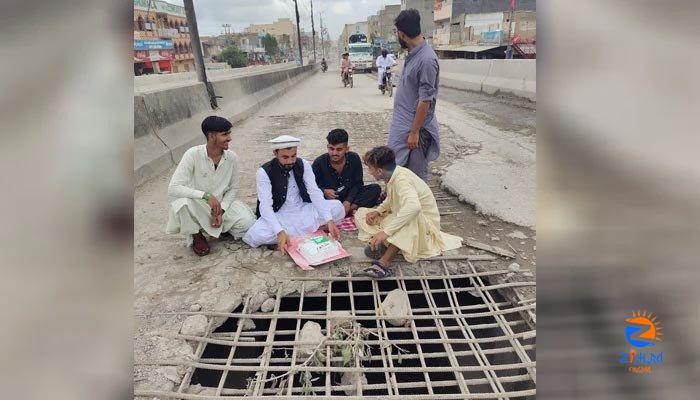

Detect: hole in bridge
190,276,535,397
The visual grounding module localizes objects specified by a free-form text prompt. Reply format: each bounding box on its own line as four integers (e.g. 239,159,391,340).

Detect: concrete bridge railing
134,64,317,185
439,59,536,101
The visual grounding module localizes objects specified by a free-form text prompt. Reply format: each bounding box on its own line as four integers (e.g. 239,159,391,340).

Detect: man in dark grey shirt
387,8,440,181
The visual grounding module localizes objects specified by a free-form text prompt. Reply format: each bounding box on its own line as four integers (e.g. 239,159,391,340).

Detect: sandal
361,261,394,279
192,232,210,256
364,244,387,259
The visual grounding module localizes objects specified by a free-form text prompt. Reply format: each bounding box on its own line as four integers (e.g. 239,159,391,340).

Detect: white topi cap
269,135,301,150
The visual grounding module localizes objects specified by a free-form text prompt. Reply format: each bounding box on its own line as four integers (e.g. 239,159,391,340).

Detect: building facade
367,15,380,43
200,36,223,60
401,0,435,43
244,18,295,37
133,0,194,75
433,0,536,58
244,18,297,57
378,4,402,45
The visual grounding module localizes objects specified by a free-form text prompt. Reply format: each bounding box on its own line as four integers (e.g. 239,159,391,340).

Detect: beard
398,37,408,49
277,159,295,171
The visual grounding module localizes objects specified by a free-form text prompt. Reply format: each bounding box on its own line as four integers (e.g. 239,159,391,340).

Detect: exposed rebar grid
136,263,535,399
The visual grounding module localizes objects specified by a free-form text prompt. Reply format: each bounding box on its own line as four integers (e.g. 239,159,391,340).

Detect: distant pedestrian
387,8,440,181
505,46,514,59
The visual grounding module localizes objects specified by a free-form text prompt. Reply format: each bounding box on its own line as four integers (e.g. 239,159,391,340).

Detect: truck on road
347,33,374,73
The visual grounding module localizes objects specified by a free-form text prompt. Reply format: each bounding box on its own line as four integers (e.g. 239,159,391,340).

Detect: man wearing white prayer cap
243,135,345,253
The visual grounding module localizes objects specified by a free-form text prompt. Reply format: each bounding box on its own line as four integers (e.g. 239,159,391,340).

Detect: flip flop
364,244,387,259
361,261,394,279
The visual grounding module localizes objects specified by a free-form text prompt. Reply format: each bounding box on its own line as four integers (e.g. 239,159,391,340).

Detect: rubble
506,230,528,239
160,366,182,384
329,310,353,332
260,297,276,312
297,321,324,361
381,289,411,327
239,318,256,331
340,371,367,396
180,315,207,337
189,303,201,312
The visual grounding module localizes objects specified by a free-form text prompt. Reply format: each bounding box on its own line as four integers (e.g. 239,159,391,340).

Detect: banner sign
134,39,174,50
134,0,186,17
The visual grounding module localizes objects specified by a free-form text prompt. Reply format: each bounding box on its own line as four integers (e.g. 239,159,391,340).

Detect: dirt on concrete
134,70,536,395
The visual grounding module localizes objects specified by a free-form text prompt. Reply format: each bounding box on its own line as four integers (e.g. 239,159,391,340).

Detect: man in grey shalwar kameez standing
387,8,440,181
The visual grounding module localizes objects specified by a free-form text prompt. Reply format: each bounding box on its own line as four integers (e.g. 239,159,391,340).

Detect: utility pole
293,0,303,66
319,12,325,59
506,0,515,59
184,0,218,108
221,23,231,47
310,0,317,62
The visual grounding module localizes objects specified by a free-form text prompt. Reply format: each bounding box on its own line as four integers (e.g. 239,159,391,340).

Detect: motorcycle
380,67,393,97
321,62,327,72
342,68,354,88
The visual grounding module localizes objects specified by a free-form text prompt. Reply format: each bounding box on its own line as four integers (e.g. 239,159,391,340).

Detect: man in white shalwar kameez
243,136,345,254
166,116,256,256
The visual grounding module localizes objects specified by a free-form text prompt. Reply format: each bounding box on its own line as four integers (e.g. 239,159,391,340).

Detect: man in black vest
243,135,345,254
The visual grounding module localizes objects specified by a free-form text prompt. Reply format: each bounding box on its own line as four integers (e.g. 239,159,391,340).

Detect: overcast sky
168,0,401,40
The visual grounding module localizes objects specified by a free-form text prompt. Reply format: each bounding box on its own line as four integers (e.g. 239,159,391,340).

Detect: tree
220,45,248,68
261,33,279,59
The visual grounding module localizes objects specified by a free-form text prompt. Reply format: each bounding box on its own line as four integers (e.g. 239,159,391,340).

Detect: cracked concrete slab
134,70,536,395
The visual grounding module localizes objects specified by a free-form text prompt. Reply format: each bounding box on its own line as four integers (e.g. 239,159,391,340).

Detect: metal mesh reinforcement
136,259,536,399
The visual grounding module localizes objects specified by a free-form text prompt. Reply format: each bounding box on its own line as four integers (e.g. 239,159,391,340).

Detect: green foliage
220,45,247,68
244,322,410,394
341,345,353,366
261,33,279,57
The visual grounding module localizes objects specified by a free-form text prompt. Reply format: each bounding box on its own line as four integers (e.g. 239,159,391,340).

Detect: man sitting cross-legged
312,128,382,216
243,135,345,254
355,146,462,278
166,116,256,256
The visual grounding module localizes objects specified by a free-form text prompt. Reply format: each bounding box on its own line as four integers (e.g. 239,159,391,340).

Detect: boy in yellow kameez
355,146,462,278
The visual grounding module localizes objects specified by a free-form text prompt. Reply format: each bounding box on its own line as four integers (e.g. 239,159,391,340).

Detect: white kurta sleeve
256,168,283,235
220,153,240,212
303,160,333,223
168,149,205,200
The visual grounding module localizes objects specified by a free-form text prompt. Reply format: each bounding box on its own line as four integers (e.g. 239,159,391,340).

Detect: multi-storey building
433,0,536,58
378,4,402,45
244,18,297,57
133,0,194,75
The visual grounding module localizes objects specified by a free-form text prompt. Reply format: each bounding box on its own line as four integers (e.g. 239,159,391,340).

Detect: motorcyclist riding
340,52,353,81
376,49,397,89
321,57,327,72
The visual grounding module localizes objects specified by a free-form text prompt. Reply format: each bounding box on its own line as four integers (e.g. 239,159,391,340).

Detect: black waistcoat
255,158,311,218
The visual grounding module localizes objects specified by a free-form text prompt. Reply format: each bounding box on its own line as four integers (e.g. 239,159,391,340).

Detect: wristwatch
203,192,212,201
